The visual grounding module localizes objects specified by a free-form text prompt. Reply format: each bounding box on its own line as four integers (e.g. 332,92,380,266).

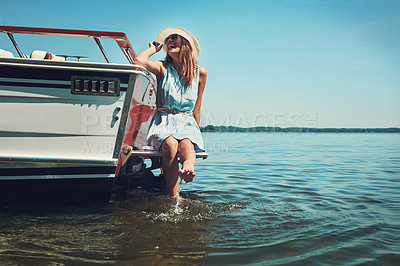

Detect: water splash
173,193,183,215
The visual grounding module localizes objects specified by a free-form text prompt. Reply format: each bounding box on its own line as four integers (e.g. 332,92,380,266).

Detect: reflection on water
0,191,244,264
0,133,399,265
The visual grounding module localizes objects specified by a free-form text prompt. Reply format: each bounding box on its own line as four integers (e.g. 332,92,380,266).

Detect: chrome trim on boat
0,60,147,74
0,174,115,181
122,47,134,64
4,32,24,58
0,77,70,85
0,131,117,137
0,156,118,165
92,36,111,63
0,57,148,71
112,73,137,159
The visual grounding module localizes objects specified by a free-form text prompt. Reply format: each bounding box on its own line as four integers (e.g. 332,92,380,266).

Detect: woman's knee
162,137,179,157
178,138,195,153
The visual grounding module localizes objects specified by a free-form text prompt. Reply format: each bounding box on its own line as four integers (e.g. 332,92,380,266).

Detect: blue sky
1,0,399,128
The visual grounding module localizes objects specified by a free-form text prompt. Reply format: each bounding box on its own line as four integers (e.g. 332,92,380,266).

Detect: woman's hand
149,41,163,53
134,41,166,80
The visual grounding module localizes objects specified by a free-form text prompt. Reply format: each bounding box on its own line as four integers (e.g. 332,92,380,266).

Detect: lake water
0,133,399,265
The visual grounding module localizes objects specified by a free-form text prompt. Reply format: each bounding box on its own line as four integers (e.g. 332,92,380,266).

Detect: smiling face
164,33,196,87
164,34,182,56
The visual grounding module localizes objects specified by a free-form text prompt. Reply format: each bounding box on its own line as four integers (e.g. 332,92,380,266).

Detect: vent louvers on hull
71,76,120,96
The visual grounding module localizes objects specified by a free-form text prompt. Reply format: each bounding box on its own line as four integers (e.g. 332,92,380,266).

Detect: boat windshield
0,26,135,64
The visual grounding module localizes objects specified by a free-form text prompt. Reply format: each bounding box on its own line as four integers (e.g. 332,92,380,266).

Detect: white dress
146,64,204,151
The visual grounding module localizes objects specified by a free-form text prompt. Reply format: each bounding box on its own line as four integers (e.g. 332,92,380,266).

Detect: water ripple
1,133,399,265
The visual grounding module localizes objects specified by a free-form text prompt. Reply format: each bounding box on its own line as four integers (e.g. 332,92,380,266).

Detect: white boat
0,26,207,202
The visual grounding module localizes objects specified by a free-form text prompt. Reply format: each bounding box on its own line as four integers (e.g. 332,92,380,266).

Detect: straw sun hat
157,27,200,58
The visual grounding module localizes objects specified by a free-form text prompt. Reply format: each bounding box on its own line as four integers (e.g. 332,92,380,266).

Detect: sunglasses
164,34,178,44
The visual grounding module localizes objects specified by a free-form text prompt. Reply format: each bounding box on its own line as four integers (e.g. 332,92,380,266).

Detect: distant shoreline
200,126,400,133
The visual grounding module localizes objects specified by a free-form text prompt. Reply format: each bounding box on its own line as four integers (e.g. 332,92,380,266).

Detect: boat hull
0,178,114,203
0,58,155,196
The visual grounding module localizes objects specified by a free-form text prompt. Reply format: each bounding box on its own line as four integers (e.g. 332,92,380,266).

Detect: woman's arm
193,66,207,125
134,41,165,81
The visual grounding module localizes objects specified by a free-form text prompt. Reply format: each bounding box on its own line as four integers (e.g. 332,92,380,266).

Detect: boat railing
0,26,159,98
0,25,136,64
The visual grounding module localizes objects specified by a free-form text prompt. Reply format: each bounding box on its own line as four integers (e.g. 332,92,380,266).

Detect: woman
134,27,207,198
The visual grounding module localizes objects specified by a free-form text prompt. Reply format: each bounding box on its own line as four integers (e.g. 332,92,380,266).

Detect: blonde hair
165,36,197,87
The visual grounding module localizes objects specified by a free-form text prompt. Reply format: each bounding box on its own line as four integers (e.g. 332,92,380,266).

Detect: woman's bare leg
177,139,196,183
162,136,179,198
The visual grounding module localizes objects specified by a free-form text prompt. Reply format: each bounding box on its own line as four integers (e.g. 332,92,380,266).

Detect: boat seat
30,50,65,61
0,48,14,58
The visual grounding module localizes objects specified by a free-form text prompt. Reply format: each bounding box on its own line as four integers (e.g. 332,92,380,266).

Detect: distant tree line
200,125,400,133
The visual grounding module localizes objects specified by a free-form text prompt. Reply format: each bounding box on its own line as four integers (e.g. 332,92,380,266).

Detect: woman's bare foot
169,194,186,201
178,162,196,183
